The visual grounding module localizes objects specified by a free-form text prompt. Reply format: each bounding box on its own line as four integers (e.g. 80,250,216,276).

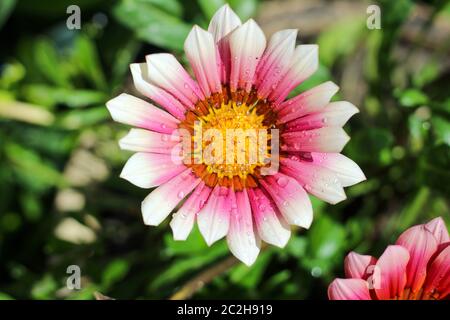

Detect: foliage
0,0,448,300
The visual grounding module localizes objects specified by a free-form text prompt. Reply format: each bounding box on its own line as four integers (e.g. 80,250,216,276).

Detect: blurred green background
0,0,449,300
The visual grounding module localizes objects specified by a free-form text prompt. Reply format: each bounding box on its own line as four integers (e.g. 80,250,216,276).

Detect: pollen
179,88,279,190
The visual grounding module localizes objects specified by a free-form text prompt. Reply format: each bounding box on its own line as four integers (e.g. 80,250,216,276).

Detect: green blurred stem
395,186,430,232
169,255,238,300
0,100,54,126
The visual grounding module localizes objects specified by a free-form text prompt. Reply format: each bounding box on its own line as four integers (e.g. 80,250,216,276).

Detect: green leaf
34,38,72,88
164,225,211,256
419,144,450,195
197,0,225,20
345,128,394,165
136,0,183,16
5,143,66,190
394,187,430,232
113,0,191,51
229,250,272,289
317,18,365,67
431,116,450,146
58,105,109,129
0,0,16,29
413,60,440,88
150,243,228,290
228,0,258,21
0,99,54,126
111,39,141,90
0,292,14,300
308,216,346,260
102,259,130,289
22,84,108,108
0,61,25,89
398,89,429,107
286,236,307,258
73,35,108,91
302,215,346,277
31,274,57,299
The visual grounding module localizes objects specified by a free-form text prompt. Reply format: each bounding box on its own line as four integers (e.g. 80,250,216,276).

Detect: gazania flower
328,217,450,300
106,5,365,265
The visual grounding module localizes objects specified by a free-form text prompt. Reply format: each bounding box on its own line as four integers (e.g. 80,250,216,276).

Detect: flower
328,217,450,300
106,4,365,266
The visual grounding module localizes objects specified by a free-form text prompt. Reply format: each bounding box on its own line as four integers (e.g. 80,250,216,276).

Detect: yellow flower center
179,88,279,190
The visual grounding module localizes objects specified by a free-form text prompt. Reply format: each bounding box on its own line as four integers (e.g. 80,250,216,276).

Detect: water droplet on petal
177,191,185,199
276,176,288,187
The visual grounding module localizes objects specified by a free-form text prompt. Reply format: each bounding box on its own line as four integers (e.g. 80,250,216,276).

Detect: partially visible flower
328,217,450,300
107,5,365,266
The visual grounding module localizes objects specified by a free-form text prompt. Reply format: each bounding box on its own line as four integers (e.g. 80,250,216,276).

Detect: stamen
179,88,279,190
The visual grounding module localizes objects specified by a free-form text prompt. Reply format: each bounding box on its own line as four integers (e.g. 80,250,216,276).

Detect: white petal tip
233,248,260,266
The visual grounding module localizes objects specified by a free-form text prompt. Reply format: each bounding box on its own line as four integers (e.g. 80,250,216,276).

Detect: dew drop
177,191,185,199
276,176,288,187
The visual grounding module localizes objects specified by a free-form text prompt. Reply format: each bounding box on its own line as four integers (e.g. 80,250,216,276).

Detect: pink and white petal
248,187,291,248
120,153,186,189
106,94,179,134
227,189,261,266
281,158,346,204
208,4,241,43
197,185,232,246
208,4,241,83
395,225,438,293
184,26,222,97
374,245,410,300
170,182,212,241
141,168,200,226
268,44,319,105
275,81,338,115
425,217,450,245
130,63,186,120
281,127,350,153
423,245,450,299
310,153,366,187
119,128,180,154
259,173,313,229
284,101,359,132
328,278,372,300
256,29,298,99
344,252,377,279
229,19,266,92
146,53,205,108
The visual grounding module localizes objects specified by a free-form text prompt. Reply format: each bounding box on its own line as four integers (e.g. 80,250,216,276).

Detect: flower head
328,217,450,300
107,5,365,265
